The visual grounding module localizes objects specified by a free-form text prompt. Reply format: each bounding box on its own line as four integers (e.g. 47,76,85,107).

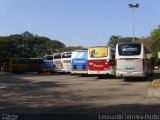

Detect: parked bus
43,55,55,73
53,53,63,73
88,46,116,77
115,42,152,78
71,50,88,74
3,57,43,73
53,52,72,73
61,52,72,73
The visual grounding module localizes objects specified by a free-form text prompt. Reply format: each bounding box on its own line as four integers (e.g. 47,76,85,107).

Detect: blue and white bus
43,55,55,73
71,50,88,74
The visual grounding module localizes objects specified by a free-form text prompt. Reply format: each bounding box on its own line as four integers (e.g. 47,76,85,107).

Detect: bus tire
50,71,55,74
14,71,23,74
38,70,43,73
98,75,105,79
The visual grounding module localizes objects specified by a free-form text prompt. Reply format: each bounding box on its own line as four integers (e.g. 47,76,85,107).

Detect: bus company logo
74,60,85,63
125,67,134,70
94,64,103,67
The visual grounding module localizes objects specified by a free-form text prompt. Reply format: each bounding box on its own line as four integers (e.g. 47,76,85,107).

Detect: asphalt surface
0,72,160,120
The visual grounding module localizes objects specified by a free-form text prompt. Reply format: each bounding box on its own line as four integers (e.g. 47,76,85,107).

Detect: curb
152,80,160,87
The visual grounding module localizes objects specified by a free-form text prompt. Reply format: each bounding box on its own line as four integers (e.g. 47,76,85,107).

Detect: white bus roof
62,52,72,53
72,50,87,52
53,53,62,55
117,42,142,45
89,45,115,50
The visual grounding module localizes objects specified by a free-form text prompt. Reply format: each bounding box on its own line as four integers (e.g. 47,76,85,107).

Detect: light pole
129,3,139,42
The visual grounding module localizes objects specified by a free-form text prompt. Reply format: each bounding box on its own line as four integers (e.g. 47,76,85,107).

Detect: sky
0,0,160,47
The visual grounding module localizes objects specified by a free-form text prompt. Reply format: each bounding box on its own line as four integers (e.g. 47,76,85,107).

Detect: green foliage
119,37,140,43
0,31,65,64
140,36,153,53
107,36,140,48
107,25,160,62
58,46,85,52
151,26,160,53
151,41,160,53
107,36,119,48
151,25,160,41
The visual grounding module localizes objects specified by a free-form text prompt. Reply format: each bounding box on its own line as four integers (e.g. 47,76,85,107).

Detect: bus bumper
43,69,54,72
88,70,115,75
54,69,71,73
116,71,145,77
71,70,88,74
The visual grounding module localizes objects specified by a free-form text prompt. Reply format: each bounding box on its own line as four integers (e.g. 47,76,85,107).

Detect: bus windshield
54,54,61,59
72,51,87,59
62,52,71,58
118,43,141,56
89,47,108,58
44,55,53,60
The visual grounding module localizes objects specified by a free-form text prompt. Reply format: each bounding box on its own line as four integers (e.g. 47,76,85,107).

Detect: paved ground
0,72,160,119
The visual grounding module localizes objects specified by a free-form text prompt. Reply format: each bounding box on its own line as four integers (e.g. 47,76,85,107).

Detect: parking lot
0,72,160,119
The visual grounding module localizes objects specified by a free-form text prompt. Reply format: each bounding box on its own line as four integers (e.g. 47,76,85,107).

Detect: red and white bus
88,46,116,76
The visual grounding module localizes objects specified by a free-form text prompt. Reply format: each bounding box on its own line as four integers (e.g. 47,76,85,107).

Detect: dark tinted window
118,44,141,56
62,53,71,58
44,56,53,60
54,54,61,59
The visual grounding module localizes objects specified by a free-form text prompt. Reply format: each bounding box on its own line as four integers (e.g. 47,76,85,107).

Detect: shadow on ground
0,72,159,120
121,73,160,82
0,102,160,120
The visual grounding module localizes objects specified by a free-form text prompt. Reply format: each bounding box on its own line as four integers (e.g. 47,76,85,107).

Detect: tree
107,36,119,48
107,36,140,48
151,25,160,53
140,36,154,53
58,46,85,52
0,31,65,64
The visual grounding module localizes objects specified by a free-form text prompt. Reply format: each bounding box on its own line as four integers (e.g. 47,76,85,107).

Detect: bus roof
117,42,142,45
89,45,115,50
62,52,72,54
72,50,88,52
89,45,108,48
53,53,62,55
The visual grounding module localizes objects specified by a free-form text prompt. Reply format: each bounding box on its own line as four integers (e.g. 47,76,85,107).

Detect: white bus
53,52,71,73
116,42,152,78
88,46,116,76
